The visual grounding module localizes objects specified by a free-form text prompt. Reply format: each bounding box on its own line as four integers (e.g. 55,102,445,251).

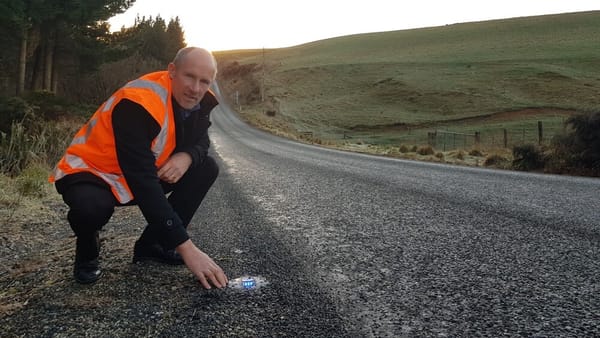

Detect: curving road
196,101,600,337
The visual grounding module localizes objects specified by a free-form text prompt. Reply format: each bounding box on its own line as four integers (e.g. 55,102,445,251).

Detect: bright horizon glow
108,0,599,52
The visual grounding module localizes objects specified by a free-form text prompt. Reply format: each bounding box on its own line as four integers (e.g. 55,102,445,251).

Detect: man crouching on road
49,47,228,289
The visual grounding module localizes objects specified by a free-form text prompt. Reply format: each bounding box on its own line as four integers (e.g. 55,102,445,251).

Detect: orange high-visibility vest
49,71,176,203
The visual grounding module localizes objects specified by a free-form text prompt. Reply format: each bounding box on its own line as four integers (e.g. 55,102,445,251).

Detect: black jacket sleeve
175,91,218,167
112,99,189,249
178,113,211,167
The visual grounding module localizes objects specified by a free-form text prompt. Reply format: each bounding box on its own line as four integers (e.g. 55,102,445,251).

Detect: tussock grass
0,162,56,225
483,154,511,168
0,111,81,221
0,116,80,177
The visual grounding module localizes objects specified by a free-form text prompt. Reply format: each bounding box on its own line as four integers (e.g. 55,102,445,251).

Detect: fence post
475,131,480,145
538,121,543,145
428,131,436,147
443,132,446,151
503,129,508,148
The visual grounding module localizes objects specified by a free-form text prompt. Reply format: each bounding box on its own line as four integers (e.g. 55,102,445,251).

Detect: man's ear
167,63,176,78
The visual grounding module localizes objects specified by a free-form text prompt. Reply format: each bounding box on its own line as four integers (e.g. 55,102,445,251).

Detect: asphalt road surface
4,101,597,338
201,102,600,337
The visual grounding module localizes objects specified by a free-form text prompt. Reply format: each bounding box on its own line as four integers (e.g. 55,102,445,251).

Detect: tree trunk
17,29,28,96
52,62,59,94
31,44,43,91
43,40,54,91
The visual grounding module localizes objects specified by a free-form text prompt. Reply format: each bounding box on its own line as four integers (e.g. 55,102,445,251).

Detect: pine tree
166,17,186,60
0,0,135,96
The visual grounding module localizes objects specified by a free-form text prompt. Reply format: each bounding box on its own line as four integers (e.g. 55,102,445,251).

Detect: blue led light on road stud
241,278,256,289
228,275,268,290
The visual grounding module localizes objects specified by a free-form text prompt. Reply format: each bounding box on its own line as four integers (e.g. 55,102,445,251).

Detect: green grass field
215,11,600,154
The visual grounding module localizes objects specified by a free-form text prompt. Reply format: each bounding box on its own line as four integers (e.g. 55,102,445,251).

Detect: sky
107,0,599,52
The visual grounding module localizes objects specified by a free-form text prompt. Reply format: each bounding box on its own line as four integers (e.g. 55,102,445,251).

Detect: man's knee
62,184,115,234
187,155,219,185
201,155,219,183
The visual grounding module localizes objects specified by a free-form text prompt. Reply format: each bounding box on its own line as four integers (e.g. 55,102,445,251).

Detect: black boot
133,241,184,265
74,232,102,284
132,226,184,265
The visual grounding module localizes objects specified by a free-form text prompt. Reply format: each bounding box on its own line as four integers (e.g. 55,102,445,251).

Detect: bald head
172,47,217,77
168,47,217,109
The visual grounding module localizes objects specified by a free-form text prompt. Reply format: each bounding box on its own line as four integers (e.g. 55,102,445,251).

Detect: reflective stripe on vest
69,154,131,201
124,79,170,159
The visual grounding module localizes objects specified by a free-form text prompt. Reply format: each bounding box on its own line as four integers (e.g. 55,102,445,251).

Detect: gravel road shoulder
0,172,350,337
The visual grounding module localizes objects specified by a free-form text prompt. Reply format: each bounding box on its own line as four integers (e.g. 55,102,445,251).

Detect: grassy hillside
215,11,600,155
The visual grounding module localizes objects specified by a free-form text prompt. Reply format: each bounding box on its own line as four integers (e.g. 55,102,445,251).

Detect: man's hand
157,152,192,184
176,240,228,289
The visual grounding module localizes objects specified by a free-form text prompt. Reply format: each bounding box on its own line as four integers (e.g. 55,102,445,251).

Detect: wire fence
427,121,566,150
320,120,568,151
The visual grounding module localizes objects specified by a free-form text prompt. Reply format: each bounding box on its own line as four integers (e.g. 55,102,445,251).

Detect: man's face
168,50,216,110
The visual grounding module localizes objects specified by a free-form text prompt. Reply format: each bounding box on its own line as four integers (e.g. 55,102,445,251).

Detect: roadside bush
74,52,164,104
483,154,510,168
24,91,71,119
0,115,78,177
399,144,409,153
469,148,484,157
512,144,545,171
550,111,600,175
417,145,435,155
0,121,35,176
16,164,49,198
0,96,33,133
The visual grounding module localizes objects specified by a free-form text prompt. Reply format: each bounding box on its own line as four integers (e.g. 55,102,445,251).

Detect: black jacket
56,91,219,249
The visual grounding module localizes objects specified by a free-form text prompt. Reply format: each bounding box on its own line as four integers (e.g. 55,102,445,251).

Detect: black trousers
60,156,219,261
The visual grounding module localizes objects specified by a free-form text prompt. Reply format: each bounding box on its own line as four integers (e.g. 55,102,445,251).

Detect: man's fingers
211,266,228,288
205,269,225,289
197,268,227,289
216,272,228,288
157,164,169,177
198,270,222,289
198,274,211,289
